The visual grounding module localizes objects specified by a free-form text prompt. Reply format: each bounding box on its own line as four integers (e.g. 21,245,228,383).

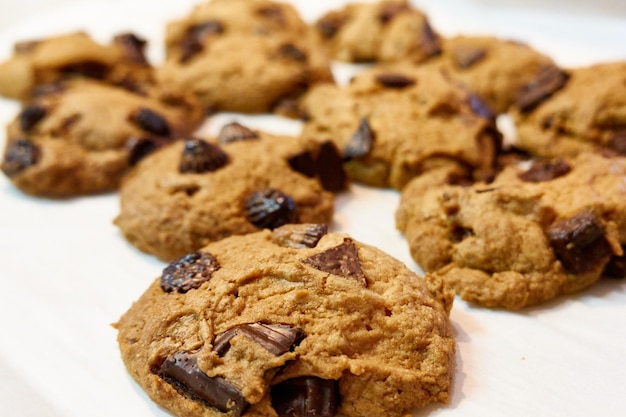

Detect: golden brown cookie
396,152,626,309
114,124,340,261
1,79,203,197
115,225,455,417
299,62,501,189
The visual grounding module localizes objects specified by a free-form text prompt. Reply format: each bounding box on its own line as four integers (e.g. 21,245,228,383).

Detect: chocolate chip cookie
396,152,626,309
158,0,333,115
0,31,154,100
314,0,441,63
514,61,626,158
1,79,203,197
114,124,340,261
115,225,455,417
300,62,501,189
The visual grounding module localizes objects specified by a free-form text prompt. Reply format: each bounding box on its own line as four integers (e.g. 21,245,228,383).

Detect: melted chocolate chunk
113,32,149,66
272,223,328,249
453,46,487,69
547,211,612,274
246,189,296,230
213,323,305,357
288,151,316,178
378,2,411,23
217,122,259,144
278,44,307,62
375,73,416,89
316,141,347,192
159,352,247,416
603,249,626,279
161,251,220,293
450,223,473,243
179,138,229,174
518,159,571,183
59,61,109,79
344,118,375,160
316,15,345,39
271,377,340,417
1,139,41,177
609,129,626,155
126,137,162,166
516,66,569,113
304,238,367,286
419,20,442,57
180,21,224,63
19,105,47,132
131,108,171,136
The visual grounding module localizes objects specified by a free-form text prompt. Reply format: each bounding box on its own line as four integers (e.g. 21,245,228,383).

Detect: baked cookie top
396,152,626,309
514,61,626,158
158,0,333,115
300,62,501,189
115,226,455,417
314,0,441,63
1,79,203,197
114,124,340,261
0,31,154,100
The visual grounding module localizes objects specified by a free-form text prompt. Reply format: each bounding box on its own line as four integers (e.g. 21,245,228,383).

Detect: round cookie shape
0,79,203,197
314,0,441,63
0,31,154,100
114,126,338,261
396,152,626,309
300,62,501,189
514,61,626,158
115,225,455,417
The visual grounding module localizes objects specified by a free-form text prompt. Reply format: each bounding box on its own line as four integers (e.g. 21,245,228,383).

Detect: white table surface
0,1,625,416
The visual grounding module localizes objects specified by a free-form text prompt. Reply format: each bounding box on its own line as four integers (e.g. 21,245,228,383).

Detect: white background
0,1,625,416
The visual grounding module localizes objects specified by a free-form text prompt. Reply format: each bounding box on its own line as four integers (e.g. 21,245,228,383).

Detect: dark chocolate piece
1,139,41,177
161,251,220,293
179,21,224,63
603,249,626,279
131,108,171,136
217,122,259,144
19,105,47,132
452,46,487,69
179,138,229,174
344,118,375,160
113,32,149,66
516,66,569,113
213,323,305,357
245,189,296,230
304,238,367,286
271,377,340,417
374,73,416,89
59,61,109,80
316,141,347,192
126,137,162,166
450,223,473,243
518,159,571,183
288,151,316,178
272,223,328,249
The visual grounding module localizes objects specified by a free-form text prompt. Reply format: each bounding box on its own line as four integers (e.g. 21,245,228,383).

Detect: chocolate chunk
179,21,224,63
518,159,571,183
418,20,441,57
603,249,626,279
278,44,307,62
272,223,328,249
288,151,316,178
271,377,340,417
516,66,569,113
217,122,259,144
547,211,612,274
59,61,109,79
378,1,411,23
452,46,487,69
1,139,41,177
179,138,229,174
304,238,367,286
19,105,47,132
246,189,296,230
450,223,473,243
213,323,305,357
131,108,171,136
316,15,345,39
609,129,626,155
126,137,162,166
161,251,220,293
316,141,347,192
375,73,416,89
159,352,247,416
344,118,375,160
113,32,149,66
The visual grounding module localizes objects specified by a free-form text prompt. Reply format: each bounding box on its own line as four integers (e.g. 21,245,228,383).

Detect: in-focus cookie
114,123,341,261
300,63,501,189
0,31,154,100
514,61,626,158
430,35,568,114
115,225,455,417
158,0,333,115
315,0,441,63
1,79,203,197
396,152,626,309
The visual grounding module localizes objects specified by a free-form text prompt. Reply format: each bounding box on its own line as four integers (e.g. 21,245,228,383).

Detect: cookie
115,225,455,417
0,31,154,100
430,35,568,114
299,62,501,189
314,0,441,63
396,152,626,309
114,124,340,261
158,0,333,115
1,79,203,197
514,62,626,158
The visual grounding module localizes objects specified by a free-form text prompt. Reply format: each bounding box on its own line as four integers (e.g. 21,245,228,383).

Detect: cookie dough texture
116,227,455,417
300,63,501,189
1,79,203,197
396,152,626,309
314,0,441,64
114,129,335,261
514,62,626,157
158,0,333,114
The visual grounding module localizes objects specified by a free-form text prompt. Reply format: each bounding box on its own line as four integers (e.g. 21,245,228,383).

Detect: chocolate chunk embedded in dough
516,66,569,113
245,189,296,230
304,238,367,286
344,118,375,160
213,323,305,356
1,139,41,177
179,138,229,174
217,122,259,144
131,107,171,136
518,159,571,183
161,252,220,293
271,376,340,417
272,223,328,249
375,73,416,89
19,105,47,132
